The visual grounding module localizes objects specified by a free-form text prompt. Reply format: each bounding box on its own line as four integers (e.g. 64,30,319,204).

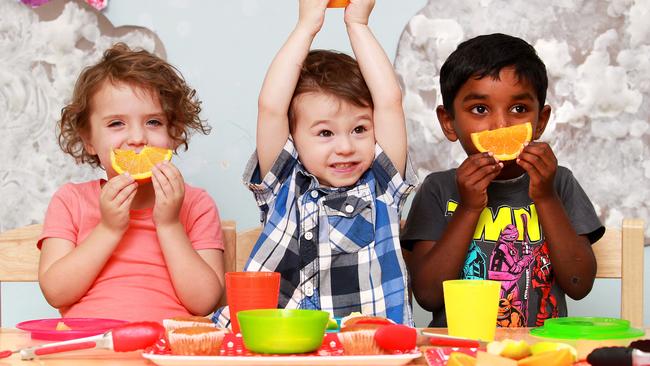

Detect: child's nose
127,125,147,147
335,136,354,155
493,112,508,129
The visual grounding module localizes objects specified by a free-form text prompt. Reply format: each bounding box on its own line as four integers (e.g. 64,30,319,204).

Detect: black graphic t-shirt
401,166,605,327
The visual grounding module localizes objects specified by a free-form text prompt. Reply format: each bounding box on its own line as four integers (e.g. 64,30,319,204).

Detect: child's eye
146,119,163,126
352,126,367,134
511,105,528,113
470,105,488,114
318,130,333,137
108,120,124,128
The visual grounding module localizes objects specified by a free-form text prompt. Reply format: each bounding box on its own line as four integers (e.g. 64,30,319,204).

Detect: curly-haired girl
38,43,224,322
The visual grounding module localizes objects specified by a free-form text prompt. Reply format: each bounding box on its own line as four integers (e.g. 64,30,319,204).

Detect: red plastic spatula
0,321,164,360
374,324,483,352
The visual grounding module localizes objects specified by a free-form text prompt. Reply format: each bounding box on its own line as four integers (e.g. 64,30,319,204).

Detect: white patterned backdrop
395,0,650,239
0,0,163,232
0,0,648,326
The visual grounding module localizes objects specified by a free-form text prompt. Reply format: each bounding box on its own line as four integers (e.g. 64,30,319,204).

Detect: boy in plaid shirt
215,0,416,325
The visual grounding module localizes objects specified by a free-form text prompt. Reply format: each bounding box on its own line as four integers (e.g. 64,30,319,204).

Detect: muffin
337,316,395,355
167,326,228,356
163,316,218,331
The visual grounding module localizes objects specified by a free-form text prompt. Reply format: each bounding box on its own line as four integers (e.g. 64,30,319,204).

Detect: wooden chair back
235,226,262,271
0,224,42,325
592,218,645,327
0,221,240,320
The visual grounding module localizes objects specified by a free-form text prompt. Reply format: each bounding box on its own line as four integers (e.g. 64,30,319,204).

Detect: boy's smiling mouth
330,162,358,172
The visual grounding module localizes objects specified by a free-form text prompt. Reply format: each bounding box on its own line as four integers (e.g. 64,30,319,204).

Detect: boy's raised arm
345,0,407,176
257,0,328,178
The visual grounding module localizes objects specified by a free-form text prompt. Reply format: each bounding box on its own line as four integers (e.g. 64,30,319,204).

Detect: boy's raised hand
297,0,328,35
456,152,502,212
99,173,137,234
517,141,558,202
344,0,375,25
151,161,185,227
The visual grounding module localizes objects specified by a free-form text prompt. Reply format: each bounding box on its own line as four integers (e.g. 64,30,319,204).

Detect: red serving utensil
1,321,164,360
374,324,484,352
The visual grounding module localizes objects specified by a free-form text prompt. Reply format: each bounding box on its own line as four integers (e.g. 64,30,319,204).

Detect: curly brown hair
58,43,210,167
288,50,373,132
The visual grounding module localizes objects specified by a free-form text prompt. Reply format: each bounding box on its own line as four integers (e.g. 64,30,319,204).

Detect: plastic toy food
470,122,532,160
517,348,573,366
447,351,477,366
487,339,531,360
110,146,172,182
530,341,577,359
55,321,71,331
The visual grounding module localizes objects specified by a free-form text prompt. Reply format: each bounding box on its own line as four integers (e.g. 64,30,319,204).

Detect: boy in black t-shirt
401,33,605,327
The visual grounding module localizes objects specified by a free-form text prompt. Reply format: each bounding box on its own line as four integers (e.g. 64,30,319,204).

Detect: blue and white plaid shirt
229,138,417,325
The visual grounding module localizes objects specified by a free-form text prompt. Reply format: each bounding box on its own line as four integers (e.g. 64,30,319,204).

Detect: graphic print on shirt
461,241,487,279
531,241,558,326
447,200,559,327
488,224,534,326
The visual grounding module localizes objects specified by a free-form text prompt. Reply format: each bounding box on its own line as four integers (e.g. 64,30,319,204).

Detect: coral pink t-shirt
39,180,224,322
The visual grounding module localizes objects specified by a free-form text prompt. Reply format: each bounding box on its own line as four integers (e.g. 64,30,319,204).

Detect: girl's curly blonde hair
58,43,210,167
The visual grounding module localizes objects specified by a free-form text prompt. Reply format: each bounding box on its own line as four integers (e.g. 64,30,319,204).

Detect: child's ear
533,105,552,139
436,105,458,142
81,132,97,156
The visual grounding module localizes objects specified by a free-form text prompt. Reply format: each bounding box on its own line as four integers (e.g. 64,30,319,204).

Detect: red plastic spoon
374,324,483,352
0,321,164,360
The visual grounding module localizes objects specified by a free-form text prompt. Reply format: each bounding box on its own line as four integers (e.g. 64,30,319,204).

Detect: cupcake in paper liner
337,315,395,355
167,326,228,356
163,316,219,331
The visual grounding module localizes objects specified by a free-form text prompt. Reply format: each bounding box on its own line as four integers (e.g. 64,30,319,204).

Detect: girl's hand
152,161,185,227
344,0,374,26
99,174,137,234
456,152,502,212
297,0,328,36
517,141,558,202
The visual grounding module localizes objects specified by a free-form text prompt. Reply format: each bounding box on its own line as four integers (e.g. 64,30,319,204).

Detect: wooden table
0,327,646,365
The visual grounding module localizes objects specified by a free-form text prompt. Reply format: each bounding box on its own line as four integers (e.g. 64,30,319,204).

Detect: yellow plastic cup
443,279,501,341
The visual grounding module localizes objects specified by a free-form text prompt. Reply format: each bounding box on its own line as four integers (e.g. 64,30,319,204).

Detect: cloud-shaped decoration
0,0,165,232
395,0,650,238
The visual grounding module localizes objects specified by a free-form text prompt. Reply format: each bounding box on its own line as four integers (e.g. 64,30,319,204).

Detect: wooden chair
0,221,239,321
235,226,263,271
0,224,42,325
592,218,645,327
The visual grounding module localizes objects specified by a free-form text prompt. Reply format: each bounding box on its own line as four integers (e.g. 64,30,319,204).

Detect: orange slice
327,0,349,8
447,352,477,366
470,122,532,160
110,146,172,181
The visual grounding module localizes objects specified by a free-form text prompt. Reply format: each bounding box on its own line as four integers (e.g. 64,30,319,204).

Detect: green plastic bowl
238,309,329,354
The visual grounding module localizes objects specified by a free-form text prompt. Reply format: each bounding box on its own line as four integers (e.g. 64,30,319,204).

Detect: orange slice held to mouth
327,0,350,8
470,122,533,161
110,146,173,182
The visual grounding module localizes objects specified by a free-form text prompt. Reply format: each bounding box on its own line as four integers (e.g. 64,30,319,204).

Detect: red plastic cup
226,272,280,334
327,0,349,8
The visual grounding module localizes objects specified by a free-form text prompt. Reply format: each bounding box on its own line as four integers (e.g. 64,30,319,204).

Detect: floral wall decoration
20,0,107,11
395,0,650,240
0,0,164,232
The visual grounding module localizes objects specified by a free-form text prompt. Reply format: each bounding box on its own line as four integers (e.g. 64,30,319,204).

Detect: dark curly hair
58,43,210,167
288,49,373,131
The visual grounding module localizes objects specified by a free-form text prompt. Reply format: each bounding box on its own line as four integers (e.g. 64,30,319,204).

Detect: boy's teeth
334,163,352,168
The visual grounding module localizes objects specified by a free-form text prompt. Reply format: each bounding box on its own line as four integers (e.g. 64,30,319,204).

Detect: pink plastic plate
16,318,128,341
